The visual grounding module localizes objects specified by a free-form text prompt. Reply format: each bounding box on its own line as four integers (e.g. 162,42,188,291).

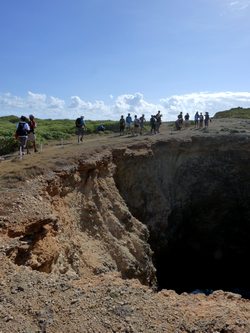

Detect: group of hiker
175,111,210,130
119,110,162,136
119,114,143,136
14,114,87,157
14,109,211,156
75,110,163,140
194,111,211,128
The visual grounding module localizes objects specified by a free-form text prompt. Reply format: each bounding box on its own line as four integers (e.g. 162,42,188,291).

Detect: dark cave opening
149,197,250,298
113,140,250,298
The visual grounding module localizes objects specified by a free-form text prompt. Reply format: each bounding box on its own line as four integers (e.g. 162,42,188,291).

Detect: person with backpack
150,115,157,134
125,113,133,135
133,115,140,136
15,116,30,157
177,112,183,129
199,112,204,128
184,113,190,128
155,110,162,133
139,114,145,135
194,111,200,129
119,115,125,135
97,124,105,132
204,112,210,127
175,117,182,130
75,116,86,143
27,114,38,153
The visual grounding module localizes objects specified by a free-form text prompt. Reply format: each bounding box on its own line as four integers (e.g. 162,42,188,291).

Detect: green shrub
0,136,18,155
0,116,121,155
214,107,250,119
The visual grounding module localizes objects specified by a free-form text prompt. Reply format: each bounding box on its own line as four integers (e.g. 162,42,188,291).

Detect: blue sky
0,0,250,121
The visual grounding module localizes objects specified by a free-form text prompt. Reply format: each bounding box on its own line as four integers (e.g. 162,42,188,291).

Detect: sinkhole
114,138,250,297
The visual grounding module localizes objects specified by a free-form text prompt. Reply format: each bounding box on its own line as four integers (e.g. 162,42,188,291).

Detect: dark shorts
76,128,84,136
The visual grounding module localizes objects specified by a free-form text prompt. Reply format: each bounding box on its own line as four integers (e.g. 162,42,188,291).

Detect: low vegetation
1,107,249,155
214,107,250,119
0,116,120,155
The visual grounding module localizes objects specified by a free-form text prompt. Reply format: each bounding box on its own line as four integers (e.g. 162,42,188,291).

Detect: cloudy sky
0,0,250,121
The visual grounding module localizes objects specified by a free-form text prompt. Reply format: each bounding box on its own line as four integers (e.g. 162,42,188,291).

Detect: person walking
177,112,183,129
125,113,133,134
139,114,145,135
150,115,157,134
119,115,125,135
133,115,140,136
194,111,199,129
204,112,210,127
27,114,38,153
199,113,204,128
184,113,190,128
75,116,86,143
155,110,162,133
15,116,30,157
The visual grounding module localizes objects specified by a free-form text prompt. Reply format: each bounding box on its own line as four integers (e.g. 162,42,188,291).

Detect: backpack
28,120,37,133
16,122,28,137
150,116,156,124
75,117,82,127
134,118,140,126
120,118,125,126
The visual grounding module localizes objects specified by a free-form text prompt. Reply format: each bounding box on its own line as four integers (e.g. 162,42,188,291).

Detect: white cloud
0,92,25,109
0,90,250,121
229,0,250,9
68,96,111,119
27,91,47,110
113,93,159,115
160,91,250,119
219,0,250,17
47,96,65,109
68,96,87,109
27,91,46,103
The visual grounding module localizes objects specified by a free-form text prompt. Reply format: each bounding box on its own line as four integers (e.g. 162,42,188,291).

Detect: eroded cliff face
1,152,156,287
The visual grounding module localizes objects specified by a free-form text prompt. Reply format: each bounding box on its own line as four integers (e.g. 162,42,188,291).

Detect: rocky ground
0,118,250,333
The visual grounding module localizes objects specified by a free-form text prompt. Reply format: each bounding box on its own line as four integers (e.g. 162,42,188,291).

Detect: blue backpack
16,122,28,137
75,117,83,127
